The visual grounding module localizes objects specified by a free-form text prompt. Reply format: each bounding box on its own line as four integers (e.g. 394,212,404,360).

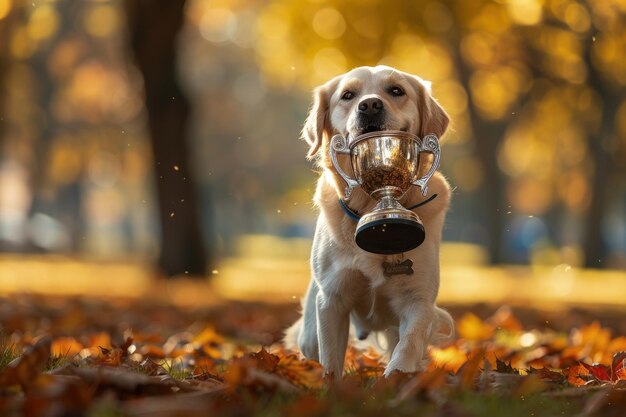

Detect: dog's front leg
384,305,434,377
315,291,350,379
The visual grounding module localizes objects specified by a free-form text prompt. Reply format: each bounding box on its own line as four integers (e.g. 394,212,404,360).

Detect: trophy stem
373,193,404,213
355,193,426,255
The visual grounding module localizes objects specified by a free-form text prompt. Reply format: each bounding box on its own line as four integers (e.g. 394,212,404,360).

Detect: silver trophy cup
330,130,441,254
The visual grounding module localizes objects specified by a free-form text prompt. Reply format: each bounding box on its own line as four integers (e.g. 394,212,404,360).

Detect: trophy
330,130,441,255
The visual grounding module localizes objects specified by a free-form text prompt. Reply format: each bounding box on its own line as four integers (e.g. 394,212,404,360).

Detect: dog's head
302,66,449,163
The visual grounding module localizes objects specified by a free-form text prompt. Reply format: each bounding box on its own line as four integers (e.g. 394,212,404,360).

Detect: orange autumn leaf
276,354,324,389
140,344,166,358
571,322,612,363
608,337,626,354
530,367,566,383
457,349,485,389
88,332,112,350
51,337,83,357
201,344,222,359
457,313,494,342
344,346,383,371
393,366,450,402
223,359,246,387
95,346,122,367
563,363,590,387
250,348,280,373
430,345,468,373
193,326,225,347
222,348,281,386
580,362,612,382
192,357,218,377
487,305,523,332
484,347,512,370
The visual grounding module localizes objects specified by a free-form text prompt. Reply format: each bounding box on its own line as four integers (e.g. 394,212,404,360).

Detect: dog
285,65,454,378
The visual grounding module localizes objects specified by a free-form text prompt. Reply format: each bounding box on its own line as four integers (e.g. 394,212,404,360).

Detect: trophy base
355,217,425,255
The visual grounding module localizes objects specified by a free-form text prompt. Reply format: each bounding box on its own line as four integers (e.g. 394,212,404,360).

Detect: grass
45,354,74,372
159,357,193,381
0,333,17,371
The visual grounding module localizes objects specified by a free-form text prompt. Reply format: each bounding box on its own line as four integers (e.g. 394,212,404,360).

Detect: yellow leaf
458,313,494,341
51,337,83,357
430,345,468,373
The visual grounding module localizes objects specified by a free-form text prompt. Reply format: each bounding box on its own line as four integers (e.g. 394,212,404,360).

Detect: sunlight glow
520,332,537,347
199,8,237,43
312,7,346,40
83,5,120,38
0,0,11,21
507,0,543,26
27,4,59,41
312,47,347,83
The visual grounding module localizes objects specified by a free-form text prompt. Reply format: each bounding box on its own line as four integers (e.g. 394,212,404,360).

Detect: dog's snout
357,97,384,115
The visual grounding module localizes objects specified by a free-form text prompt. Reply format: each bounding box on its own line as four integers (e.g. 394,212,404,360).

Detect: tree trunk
124,0,208,277
0,7,15,151
445,29,509,264
581,32,619,269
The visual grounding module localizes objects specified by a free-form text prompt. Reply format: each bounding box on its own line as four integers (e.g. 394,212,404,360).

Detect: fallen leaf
458,314,494,342
487,305,523,331
250,348,279,373
495,358,518,374
581,362,612,383
457,349,485,389
51,337,83,357
430,344,468,373
528,367,566,384
611,351,626,382
563,363,591,387
276,354,324,389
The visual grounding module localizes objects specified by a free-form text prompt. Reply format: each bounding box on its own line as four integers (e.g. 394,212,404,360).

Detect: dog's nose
357,97,384,115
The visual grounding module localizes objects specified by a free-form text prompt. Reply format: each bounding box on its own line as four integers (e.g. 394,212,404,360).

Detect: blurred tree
444,2,528,264
0,1,16,154
28,0,84,250
124,0,209,277
508,0,626,267
251,0,626,268
578,3,625,267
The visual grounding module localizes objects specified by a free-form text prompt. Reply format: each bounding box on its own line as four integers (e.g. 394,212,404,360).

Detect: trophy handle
330,135,359,199
412,134,441,196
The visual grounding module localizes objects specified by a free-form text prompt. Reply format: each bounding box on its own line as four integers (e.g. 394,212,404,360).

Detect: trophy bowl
330,130,441,255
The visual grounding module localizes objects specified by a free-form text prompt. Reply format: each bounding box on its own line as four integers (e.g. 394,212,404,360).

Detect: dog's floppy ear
302,76,340,158
302,86,328,158
415,78,449,139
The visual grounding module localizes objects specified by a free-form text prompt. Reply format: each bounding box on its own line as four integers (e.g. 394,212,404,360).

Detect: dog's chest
354,253,413,287
351,280,399,331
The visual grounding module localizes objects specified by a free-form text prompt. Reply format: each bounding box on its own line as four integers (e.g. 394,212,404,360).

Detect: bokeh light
0,0,623,271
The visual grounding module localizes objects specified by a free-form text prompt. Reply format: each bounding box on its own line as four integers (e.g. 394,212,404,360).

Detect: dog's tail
283,317,302,351
429,306,455,346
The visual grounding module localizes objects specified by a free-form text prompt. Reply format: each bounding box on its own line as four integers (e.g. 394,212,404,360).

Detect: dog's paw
384,356,428,378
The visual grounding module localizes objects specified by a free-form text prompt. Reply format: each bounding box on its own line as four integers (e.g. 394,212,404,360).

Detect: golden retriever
285,65,454,378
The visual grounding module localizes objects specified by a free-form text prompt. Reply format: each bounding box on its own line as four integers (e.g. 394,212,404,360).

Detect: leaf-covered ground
0,293,625,417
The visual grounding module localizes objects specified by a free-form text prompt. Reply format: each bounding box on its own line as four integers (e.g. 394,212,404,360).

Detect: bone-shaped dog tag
382,259,414,277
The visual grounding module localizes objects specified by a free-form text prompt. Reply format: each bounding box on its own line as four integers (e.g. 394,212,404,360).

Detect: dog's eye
390,86,405,96
341,91,355,100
